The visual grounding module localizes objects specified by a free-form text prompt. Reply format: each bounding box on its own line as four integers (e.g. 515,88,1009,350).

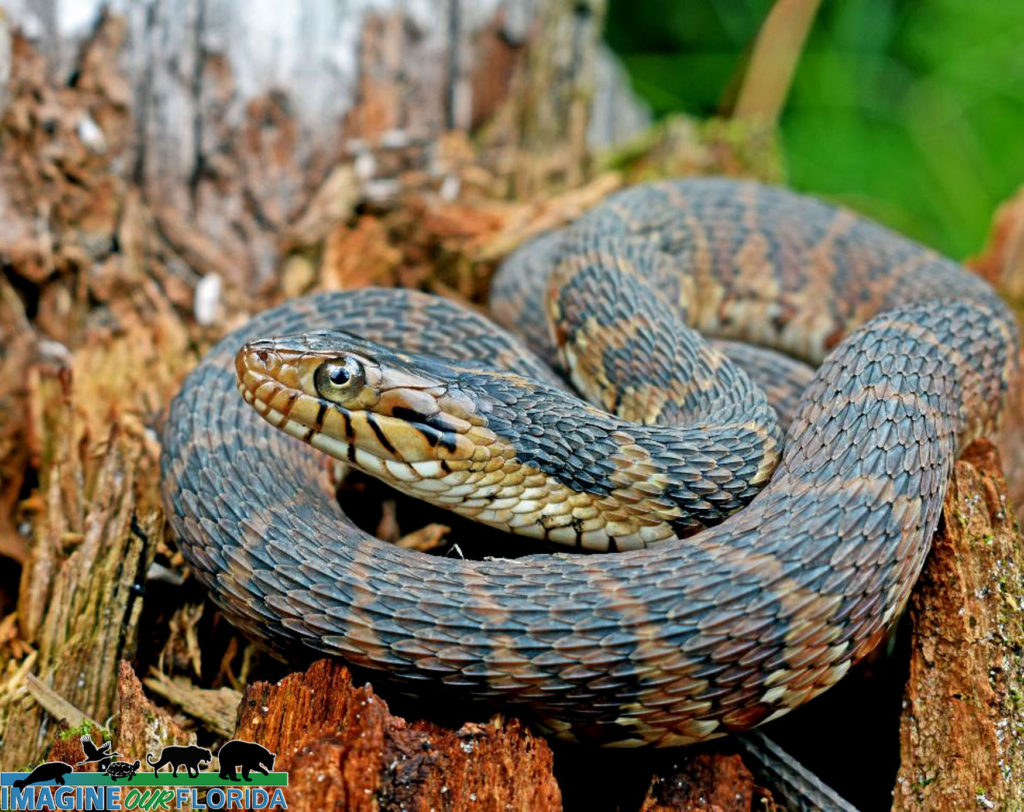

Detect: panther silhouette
146,744,212,778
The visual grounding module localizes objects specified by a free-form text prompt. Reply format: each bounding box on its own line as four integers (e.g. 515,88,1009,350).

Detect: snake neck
390,367,782,550
237,332,782,551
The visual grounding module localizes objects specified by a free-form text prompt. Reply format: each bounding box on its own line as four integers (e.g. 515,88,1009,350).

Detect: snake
161,178,1019,748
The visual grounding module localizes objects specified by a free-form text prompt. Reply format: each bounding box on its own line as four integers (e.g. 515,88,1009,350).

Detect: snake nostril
256,349,270,364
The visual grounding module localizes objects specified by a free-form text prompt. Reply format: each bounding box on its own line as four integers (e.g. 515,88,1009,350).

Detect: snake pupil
314,356,366,401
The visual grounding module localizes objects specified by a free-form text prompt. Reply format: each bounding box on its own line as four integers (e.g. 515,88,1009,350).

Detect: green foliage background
605,0,1024,258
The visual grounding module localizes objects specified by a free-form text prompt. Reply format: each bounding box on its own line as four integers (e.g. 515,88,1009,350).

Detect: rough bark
113,660,196,768
892,441,1024,810
234,659,561,812
639,752,766,812
0,0,648,297
3,403,162,768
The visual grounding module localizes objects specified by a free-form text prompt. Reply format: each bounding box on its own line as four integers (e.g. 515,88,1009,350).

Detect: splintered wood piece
640,751,765,812
4,421,160,770
114,661,194,763
893,440,1024,810
143,668,241,739
233,659,561,812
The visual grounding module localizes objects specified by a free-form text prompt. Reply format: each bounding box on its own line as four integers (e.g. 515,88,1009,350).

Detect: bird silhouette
76,734,120,769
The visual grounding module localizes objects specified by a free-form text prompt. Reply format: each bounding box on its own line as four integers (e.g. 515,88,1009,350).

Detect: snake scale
162,178,1019,747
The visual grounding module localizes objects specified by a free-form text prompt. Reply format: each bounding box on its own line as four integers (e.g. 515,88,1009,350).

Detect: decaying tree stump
234,660,561,812
893,441,1024,810
639,752,768,812
0,2,1022,810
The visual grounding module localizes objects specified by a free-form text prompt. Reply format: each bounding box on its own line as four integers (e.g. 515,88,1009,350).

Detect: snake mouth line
232,332,774,553
238,382,639,548
237,377,674,551
238,382,453,486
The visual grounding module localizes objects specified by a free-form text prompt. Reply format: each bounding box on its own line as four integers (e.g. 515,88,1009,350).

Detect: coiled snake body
162,179,1018,746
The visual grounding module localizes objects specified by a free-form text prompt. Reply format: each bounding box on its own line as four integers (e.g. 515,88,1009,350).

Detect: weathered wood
892,440,1024,810
639,752,764,812
234,659,561,812
3,411,160,769
113,660,194,767
0,0,647,295
31,661,193,773
972,185,1024,306
143,668,240,740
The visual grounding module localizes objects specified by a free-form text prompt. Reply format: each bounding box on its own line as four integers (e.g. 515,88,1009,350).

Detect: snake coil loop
162,179,1018,746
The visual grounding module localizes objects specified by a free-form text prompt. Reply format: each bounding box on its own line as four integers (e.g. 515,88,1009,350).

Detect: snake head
235,327,777,551
235,330,486,478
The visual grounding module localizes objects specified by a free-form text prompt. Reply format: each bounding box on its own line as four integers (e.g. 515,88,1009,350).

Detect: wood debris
893,441,1024,810
143,669,240,740
234,660,561,812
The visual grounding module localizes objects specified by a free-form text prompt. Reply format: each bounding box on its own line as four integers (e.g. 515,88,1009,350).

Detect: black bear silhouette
104,760,141,782
12,762,73,789
76,734,120,770
216,740,275,782
146,745,212,778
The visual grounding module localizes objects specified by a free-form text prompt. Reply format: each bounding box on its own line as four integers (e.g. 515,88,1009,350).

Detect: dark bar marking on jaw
366,413,399,457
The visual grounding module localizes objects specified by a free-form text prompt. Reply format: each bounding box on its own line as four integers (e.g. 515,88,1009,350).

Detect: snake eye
314,356,365,401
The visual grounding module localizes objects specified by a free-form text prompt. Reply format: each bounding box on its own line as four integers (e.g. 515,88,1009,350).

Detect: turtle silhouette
216,740,275,782
146,744,212,778
12,761,73,789
76,734,120,770
104,760,141,782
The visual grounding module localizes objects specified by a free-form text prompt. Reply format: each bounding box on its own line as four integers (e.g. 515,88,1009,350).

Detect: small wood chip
395,523,451,552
